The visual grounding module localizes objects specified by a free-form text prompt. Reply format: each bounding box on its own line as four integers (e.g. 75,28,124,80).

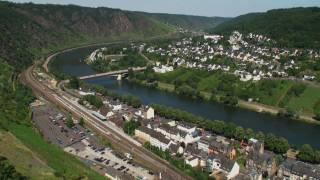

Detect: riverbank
48,40,320,148
132,79,320,125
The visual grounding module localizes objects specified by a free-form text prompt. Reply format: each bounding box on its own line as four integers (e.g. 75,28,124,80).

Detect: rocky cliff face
12,4,166,38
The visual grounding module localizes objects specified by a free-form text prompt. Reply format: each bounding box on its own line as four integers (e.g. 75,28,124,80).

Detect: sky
10,0,320,17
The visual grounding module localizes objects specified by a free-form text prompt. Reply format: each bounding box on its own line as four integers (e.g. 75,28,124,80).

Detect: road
21,63,190,180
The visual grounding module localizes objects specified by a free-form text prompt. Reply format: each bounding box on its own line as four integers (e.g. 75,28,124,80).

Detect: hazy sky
11,0,320,17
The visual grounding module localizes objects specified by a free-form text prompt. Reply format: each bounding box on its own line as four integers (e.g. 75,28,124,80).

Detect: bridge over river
78,67,146,80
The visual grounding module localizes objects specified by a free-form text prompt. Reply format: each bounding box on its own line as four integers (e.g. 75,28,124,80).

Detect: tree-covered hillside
0,1,175,70
145,13,229,31
210,7,320,48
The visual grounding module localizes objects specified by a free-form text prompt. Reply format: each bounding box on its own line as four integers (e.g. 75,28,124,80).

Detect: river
52,45,320,148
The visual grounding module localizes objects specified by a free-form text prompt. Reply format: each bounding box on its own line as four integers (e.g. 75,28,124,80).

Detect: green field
284,86,320,114
256,80,294,106
197,74,220,91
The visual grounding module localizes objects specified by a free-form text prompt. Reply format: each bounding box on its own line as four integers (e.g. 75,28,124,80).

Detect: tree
123,121,140,135
234,127,245,140
255,131,265,142
83,95,103,109
298,144,315,163
274,137,290,154
79,117,84,127
0,156,27,179
69,76,80,89
66,114,74,128
314,150,320,164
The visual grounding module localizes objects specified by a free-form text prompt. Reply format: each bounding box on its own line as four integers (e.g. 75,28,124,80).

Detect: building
198,136,236,159
144,107,154,119
245,138,277,177
185,155,199,167
150,131,172,150
206,155,240,180
246,150,277,177
156,123,200,144
198,136,213,152
135,126,153,142
177,122,197,134
278,159,320,180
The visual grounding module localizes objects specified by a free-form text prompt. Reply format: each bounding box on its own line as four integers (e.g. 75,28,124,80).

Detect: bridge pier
117,74,122,81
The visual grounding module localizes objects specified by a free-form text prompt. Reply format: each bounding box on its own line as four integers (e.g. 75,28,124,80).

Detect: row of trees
151,103,291,154
297,144,320,164
79,95,103,109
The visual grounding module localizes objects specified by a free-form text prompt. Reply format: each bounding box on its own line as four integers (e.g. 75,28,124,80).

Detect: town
33,62,320,179
143,31,320,82
76,84,320,179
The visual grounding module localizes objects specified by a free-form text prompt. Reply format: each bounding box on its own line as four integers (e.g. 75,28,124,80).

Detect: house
177,121,197,134
206,155,240,180
99,105,110,116
246,150,277,177
278,159,320,180
185,155,199,167
246,138,264,154
245,138,277,177
143,107,154,119
198,135,236,159
168,143,183,155
135,126,154,142
209,140,236,160
108,115,125,128
198,136,213,152
156,123,200,144
149,131,172,150
198,150,209,167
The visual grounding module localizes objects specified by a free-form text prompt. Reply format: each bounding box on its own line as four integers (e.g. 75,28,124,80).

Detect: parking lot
31,102,154,179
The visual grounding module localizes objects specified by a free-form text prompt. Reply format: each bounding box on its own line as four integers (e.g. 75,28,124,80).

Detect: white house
207,155,240,180
177,122,197,134
144,107,154,119
156,123,200,145
150,131,172,150
198,136,213,152
185,155,199,167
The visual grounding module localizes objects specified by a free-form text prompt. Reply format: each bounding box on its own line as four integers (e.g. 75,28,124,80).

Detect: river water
52,45,320,148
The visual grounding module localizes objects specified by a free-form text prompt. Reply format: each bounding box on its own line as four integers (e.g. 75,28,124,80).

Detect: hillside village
141,31,320,82
75,86,320,180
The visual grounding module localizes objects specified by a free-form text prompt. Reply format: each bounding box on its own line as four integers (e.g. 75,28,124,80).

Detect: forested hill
144,13,229,31
0,1,175,70
210,7,320,48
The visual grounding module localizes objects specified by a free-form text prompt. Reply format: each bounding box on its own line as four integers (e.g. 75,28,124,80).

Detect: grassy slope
0,131,56,179
0,59,104,179
6,123,104,179
154,68,320,115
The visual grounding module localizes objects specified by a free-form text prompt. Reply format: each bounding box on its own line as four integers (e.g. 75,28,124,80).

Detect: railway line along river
51,44,320,148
